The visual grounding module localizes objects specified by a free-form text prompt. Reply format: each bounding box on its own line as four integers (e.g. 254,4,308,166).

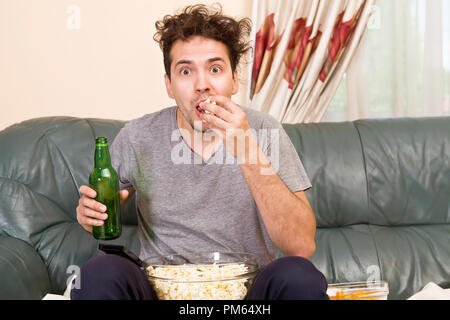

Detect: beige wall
0,0,252,131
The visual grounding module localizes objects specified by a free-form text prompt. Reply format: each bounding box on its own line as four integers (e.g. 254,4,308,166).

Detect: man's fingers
77,206,107,227
200,112,229,130
76,185,110,234
200,99,231,121
79,185,96,198
76,207,103,234
119,189,129,200
80,196,107,212
85,217,104,226
78,212,104,228
81,207,108,221
207,95,238,113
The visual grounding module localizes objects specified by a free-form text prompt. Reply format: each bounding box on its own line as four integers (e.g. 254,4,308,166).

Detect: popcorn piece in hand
203,98,216,115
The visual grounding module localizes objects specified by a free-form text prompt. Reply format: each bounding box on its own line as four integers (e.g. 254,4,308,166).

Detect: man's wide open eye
180,68,190,76
210,65,222,73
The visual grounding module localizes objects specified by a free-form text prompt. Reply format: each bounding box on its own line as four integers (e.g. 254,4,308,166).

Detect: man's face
164,36,239,133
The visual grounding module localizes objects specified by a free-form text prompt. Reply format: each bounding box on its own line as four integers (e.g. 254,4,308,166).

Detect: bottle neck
94,145,111,169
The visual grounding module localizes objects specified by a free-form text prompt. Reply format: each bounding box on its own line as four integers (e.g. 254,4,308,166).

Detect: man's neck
176,108,222,160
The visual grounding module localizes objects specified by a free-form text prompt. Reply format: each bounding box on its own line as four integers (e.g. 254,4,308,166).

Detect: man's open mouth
196,105,209,114
196,98,215,115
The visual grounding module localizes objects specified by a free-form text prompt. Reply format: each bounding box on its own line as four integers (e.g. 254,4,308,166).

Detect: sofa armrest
0,236,51,299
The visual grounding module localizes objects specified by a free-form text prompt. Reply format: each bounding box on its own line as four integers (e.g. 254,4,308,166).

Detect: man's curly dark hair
153,3,252,79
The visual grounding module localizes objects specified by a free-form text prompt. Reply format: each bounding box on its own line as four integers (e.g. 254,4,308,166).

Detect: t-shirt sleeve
110,124,135,190
260,115,312,193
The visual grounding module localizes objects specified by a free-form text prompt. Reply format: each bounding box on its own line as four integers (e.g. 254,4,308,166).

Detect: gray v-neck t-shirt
110,106,311,264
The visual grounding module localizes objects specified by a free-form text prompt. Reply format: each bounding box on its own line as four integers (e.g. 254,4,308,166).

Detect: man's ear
164,74,175,99
232,69,239,95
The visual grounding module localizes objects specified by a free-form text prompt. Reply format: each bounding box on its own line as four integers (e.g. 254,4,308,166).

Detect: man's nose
195,71,211,93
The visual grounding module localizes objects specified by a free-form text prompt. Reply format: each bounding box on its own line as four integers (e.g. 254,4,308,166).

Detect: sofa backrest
284,116,450,299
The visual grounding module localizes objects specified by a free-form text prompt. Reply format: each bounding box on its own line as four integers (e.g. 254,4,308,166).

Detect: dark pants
70,254,329,300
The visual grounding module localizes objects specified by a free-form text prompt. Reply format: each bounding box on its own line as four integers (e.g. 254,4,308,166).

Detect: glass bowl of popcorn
144,251,260,300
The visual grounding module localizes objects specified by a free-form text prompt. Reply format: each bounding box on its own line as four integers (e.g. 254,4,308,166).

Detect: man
71,4,328,300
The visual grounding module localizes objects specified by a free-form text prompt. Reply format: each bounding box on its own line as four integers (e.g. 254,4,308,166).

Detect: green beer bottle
89,137,121,240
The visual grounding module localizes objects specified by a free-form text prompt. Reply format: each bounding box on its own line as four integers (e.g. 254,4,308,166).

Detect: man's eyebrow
207,57,226,64
175,59,193,67
174,57,226,68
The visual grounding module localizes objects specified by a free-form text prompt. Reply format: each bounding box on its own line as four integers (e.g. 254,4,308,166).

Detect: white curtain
324,0,450,122
247,0,375,123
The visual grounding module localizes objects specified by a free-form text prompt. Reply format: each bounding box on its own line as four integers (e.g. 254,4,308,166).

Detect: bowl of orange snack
327,281,389,300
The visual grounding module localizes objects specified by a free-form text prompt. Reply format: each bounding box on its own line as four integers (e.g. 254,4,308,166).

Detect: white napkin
42,293,70,300
408,282,450,300
41,274,75,300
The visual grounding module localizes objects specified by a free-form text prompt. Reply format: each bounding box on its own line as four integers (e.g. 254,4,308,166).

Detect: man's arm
238,136,316,258
200,96,316,258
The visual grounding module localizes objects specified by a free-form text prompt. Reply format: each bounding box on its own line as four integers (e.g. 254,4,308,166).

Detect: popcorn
147,263,250,300
202,98,216,115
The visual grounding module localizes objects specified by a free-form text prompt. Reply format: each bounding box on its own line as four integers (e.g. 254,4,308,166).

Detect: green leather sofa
0,116,449,299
